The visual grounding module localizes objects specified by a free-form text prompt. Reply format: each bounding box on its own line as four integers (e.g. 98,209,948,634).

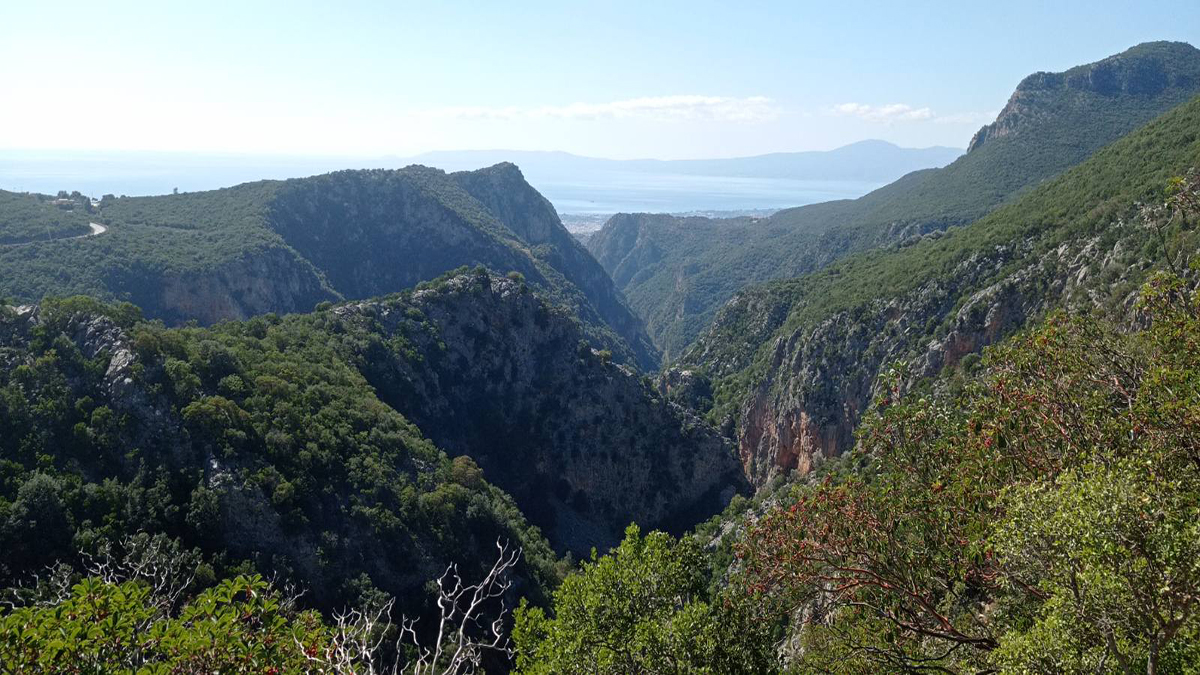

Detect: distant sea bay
534,170,878,216
0,151,881,227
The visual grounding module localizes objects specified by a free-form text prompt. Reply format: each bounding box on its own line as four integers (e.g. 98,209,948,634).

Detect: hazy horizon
0,137,964,167
2,140,947,216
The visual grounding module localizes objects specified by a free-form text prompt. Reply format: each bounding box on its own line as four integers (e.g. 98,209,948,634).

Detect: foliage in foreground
0,535,522,674
736,271,1200,673
513,524,777,674
2,574,329,673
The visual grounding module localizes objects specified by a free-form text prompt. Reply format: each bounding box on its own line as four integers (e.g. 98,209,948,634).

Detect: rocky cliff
335,270,747,555
450,164,659,369
129,245,339,325
0,298,563,611
265,164,660,371
969,41,1200,151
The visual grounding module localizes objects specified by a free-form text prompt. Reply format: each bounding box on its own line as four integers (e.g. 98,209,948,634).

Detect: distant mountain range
406,140,963,183
5,38,1200,672
0,141,962,221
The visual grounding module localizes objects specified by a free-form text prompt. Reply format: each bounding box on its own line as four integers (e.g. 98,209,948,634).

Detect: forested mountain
683,90,1200,487
0,268,739,614
589,41,1200,356
0,164,659,370
507,88,1200,675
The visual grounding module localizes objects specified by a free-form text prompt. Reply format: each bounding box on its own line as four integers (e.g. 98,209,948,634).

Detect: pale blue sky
2,1,1195,159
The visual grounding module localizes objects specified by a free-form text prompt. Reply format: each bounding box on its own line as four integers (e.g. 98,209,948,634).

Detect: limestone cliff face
680,46,1200,490
969,41,1200,152
5,165,658,374
451,163,659,370
337,272,747,555
144,246,338,325
726,227,1156,487
265,165,659,371
586,43,1200,362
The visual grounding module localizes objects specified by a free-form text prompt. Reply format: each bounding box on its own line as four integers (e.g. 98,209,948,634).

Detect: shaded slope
337,270,745,555
0,297,561,613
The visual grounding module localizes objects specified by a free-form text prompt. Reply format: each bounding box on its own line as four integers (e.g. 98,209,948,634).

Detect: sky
1,1,1196,160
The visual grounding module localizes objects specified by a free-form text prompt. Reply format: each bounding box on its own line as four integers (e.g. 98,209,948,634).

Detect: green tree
513,525,775,674
0,574,332,672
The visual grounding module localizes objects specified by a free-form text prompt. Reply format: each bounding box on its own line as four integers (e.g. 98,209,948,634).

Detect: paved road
1,221,108,247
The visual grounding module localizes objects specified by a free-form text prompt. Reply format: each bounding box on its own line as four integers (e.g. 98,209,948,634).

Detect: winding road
1,221,108,247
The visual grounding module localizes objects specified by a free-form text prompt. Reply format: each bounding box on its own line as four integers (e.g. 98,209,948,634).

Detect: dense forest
0,190,93,245
6,262,1197,672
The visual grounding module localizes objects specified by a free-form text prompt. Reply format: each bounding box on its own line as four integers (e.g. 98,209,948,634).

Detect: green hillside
590,41,1200,357
0,294,561,615
0,190,94,245
685,91,1200,480
0,164,659,370
0,267,736,612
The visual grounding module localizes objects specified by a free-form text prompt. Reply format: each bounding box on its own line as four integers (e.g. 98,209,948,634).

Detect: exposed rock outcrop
726,222,1162,487
589,42,1200,358
148,247,338,325
452,164,659,370
337,272,747,555
969,41,1200,152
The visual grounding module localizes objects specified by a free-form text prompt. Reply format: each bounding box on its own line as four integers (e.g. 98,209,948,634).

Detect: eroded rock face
452,163,660,370
338,273,747,555
726,231,1146,488
265,165,659,371
133,246,338,326
969,41,1200,152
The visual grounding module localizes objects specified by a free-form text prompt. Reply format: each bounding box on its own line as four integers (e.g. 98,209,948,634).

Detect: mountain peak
968,41,1200,152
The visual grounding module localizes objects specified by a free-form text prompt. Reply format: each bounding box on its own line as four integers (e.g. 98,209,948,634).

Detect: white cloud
832,102,934,122
423,95,780,123
831,103,997,126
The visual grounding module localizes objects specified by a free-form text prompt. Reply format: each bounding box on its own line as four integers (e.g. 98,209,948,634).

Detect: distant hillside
590,41,1200,357
410,140,962,183
0,164,659,370
683,90,1200,487
0,190,94,244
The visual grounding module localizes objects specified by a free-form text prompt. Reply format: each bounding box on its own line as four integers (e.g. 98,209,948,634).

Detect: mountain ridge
684,91,1200,487
0,163,661,370
589,40,1200,356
